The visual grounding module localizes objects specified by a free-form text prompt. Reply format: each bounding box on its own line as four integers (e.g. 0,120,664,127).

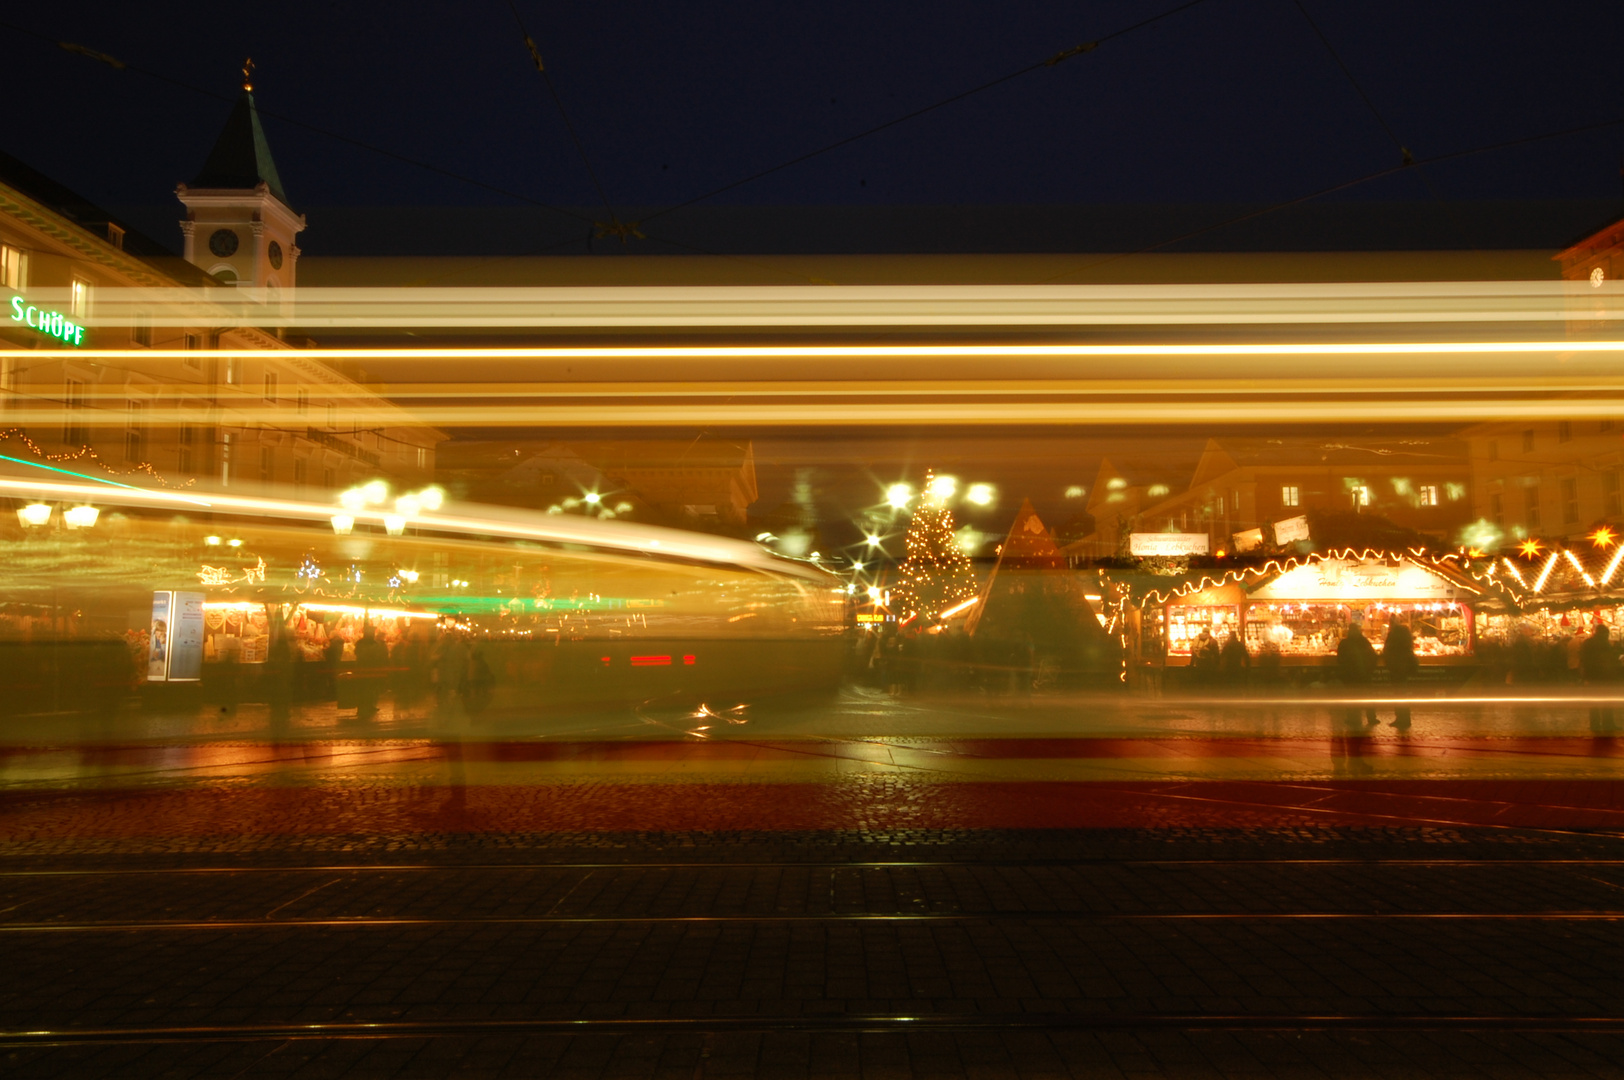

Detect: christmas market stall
1469,537,1624,680
1123,551,1503,684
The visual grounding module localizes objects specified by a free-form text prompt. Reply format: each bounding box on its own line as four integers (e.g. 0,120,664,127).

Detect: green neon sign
8,294,85,346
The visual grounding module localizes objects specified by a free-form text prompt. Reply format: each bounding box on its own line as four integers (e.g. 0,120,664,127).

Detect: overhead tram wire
2,19,592,228
1287,0,1477,251
636,0,1218,228
504,1,637,245
1037,109,1624,283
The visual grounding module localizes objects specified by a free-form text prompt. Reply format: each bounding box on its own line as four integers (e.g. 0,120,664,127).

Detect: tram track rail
7,855,1624,877
5,910,1624,932
6,1013,1624,1048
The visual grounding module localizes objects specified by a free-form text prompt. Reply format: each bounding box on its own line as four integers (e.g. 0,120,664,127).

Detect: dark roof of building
0,149,216,286
0,149,178,259
190,92,289,206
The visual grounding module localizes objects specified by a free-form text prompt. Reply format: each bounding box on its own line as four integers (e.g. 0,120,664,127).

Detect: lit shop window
1418,485,1438,506
69,279,90,319
1280,485,1299,507
1351,485,1371,507
0,244,26,289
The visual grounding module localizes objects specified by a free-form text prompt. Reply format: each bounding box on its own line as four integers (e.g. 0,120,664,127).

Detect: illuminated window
1281,485,1299,507
416,446,428,469
124,400,145,462
224,356,240,385
69,279,90,319
1418,485,1438,506
62,379,87,445
1230,490,1240,511
1561,477,1578,523
0,244,26,289
1351,485,1371,507
1606,471,1622,517
1524,485,1541,530
220,431,233,485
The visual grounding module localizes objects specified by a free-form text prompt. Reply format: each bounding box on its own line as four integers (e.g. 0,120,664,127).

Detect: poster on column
148,591,174,681
167,591,206,682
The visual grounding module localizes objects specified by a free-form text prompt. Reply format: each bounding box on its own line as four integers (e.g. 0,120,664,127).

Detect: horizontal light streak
0,475,834,584
2,400,1615,425
27,281,1624,328
12,341,1624,360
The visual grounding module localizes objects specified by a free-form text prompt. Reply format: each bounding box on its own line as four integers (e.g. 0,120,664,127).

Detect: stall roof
1108,549,1515,610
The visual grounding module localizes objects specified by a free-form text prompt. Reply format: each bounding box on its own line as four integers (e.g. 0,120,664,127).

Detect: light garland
1132,547,1493,608
0,428,193,488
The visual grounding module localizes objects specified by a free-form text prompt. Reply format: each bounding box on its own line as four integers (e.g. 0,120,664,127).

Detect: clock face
208,229,239,257
267,240,284,270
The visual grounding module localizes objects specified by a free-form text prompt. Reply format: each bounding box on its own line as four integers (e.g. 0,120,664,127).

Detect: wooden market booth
1140,552,1490,672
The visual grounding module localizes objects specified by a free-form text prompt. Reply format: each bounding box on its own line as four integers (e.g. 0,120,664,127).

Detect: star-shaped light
1591,526,1617,548
1518,539,1544,558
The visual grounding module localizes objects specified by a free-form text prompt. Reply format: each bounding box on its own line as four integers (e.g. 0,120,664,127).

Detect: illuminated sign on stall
1129,532,1210,557
8,294,85,346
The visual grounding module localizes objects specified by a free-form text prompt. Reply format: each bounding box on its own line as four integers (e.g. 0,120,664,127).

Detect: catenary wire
638,0,1217,226
0,19,592,227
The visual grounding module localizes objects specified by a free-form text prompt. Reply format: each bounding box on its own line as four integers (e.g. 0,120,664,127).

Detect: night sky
3,2,1619,548
3,1,1622,254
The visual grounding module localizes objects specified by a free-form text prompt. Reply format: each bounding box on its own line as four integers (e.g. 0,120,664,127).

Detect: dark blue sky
4,1,1622,247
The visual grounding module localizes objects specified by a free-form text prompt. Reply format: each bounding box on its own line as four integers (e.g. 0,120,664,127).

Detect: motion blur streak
23,280,1624,327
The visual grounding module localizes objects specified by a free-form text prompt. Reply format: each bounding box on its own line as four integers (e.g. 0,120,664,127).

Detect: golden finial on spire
242,57,254,92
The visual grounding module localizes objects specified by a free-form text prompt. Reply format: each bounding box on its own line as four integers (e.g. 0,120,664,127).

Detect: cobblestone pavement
4,827,1624,1077
4,696,1624,1076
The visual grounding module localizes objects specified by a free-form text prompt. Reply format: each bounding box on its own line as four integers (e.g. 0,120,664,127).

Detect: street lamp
63,506,99,529
16,503,52,527
330,514,355,535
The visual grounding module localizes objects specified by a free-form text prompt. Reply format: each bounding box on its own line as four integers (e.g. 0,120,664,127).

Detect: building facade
0,92,440,496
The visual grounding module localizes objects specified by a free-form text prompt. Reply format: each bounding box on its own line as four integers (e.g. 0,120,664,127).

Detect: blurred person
1382,614,1418,731
1255,638,1282,689
1509,623,1539,688
1336,620,1378,726
1219,631,1250,691
1579,623,1620,734
462,638,495,717
433,630,470,716
353,625,390,723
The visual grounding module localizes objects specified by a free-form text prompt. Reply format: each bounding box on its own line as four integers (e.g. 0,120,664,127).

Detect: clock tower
176,63,305,303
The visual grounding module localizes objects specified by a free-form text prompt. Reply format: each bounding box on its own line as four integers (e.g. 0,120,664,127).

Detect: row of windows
1486,421,1615,460
1487,473,1624,529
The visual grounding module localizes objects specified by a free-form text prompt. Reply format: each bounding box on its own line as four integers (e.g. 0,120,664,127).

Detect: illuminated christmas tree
891,472,977,618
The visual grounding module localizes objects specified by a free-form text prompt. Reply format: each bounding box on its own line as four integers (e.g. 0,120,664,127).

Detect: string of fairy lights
888,471,977,621
0,427,194,488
